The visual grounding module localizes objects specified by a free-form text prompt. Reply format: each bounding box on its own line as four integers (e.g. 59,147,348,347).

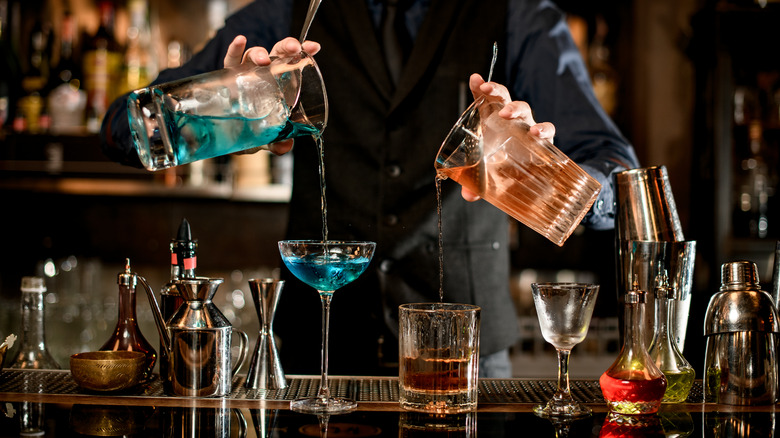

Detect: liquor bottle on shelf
734,119,771,238
0,0,22,129
99,259,157,380
600,279,667,415
646,272,695,403
47,10,86,133
15,13,52,133
82,0,122,133
121,0,157,94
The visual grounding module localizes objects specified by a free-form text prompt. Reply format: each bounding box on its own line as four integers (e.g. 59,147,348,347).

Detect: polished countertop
0,369,776,437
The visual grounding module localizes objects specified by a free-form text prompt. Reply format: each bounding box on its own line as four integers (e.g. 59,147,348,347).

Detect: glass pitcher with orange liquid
434,96,601,246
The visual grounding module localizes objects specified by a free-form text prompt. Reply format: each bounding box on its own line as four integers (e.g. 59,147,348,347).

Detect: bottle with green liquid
647,271,695,403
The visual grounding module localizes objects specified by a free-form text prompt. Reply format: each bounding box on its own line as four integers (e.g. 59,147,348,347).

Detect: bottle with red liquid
600,279,667,415
100,259,157,380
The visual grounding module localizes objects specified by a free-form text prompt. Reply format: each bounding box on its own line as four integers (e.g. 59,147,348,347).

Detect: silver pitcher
139,276,249,397
703,261,780,405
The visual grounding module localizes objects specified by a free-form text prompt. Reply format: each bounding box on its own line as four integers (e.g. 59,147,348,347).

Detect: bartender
101,0,639,378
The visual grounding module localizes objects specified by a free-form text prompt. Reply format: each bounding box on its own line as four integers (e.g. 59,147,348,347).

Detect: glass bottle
122,0,157,93
160,218,198,322
647,272,695,403
0,0,22,128
599,279,667,415
100,259,157,380
16,13,52,133
47,10,86,132
9,276,60,370
82,0,122,132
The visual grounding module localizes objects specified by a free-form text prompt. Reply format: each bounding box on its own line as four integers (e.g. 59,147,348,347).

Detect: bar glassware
531,282,599,418
278,240,375,414
398,303,481,414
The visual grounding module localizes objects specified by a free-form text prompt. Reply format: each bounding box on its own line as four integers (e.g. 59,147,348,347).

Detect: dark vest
276,0,517,374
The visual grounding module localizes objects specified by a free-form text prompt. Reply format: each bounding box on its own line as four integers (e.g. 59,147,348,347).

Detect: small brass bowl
70,351,146,392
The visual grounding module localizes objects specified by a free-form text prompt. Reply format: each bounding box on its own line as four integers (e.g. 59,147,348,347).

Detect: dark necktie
381,0,406,86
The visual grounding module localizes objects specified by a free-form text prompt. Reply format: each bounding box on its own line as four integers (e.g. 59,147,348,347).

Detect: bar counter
0,369,776,437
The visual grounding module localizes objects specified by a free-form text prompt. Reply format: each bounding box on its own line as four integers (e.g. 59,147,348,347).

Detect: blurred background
1,0,779,378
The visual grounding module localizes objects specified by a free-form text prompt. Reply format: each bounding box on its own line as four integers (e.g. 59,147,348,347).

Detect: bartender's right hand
224,36,322,156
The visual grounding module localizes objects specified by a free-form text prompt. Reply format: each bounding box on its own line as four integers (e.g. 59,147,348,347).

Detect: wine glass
531,282,599,418
278,240,376,414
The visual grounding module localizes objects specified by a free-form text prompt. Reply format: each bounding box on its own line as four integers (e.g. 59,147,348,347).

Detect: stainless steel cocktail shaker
703,261,779,405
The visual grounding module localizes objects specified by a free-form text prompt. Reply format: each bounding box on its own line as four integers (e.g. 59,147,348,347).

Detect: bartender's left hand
460,74,557,202
223,36,322,156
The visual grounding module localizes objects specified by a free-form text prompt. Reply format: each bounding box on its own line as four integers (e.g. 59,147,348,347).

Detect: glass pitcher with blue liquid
128,52,327,171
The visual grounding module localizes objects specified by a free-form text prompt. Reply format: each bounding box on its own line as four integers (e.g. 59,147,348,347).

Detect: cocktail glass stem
317,292,333,401
555,348,573,404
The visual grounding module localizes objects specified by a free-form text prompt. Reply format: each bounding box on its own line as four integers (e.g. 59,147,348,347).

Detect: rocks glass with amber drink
398,303,481,414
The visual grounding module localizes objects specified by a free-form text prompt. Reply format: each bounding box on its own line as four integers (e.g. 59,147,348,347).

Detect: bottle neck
171,240,197,279
654,296,670,339
624,300,646,350
116,283,138,326
19,291,48,352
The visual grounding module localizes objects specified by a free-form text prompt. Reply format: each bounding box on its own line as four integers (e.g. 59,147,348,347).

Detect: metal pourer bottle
647,271,695,403
99,258,157,380
9,276,60,370
160,218,198,321
600,279,667,415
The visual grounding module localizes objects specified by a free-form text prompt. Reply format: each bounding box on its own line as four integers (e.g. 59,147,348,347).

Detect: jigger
245,279,286,390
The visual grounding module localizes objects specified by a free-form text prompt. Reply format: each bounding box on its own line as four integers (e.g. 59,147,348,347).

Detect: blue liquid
166,109,320,165
282,253,372,293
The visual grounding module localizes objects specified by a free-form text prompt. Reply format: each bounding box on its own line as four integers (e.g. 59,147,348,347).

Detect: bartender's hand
460,73,557,202
223,36,322,156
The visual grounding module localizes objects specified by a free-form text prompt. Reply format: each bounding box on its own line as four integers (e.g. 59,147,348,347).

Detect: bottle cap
20,276,46,293
625,275,646,304
118,258,138,288
653,271,677,300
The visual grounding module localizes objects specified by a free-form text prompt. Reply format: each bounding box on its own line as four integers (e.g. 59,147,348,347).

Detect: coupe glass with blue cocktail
278,240,375,414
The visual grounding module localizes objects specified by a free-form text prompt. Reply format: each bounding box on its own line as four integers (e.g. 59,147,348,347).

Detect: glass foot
290,397,357,414
533,399,591,419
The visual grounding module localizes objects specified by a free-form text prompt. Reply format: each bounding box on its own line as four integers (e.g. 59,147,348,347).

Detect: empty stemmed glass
531,282,600,418
278,240,376,414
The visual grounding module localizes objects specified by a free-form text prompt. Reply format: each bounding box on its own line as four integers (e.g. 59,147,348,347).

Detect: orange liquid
437,154,599,246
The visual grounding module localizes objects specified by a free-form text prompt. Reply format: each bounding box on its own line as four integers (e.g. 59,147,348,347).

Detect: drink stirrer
300,0,323,43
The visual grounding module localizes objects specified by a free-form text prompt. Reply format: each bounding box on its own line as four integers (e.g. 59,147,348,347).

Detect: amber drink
399,303,480,414
435,97,601,247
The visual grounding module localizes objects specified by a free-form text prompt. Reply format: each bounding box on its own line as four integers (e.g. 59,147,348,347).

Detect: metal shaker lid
704,261,780,335
720,260,761,291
